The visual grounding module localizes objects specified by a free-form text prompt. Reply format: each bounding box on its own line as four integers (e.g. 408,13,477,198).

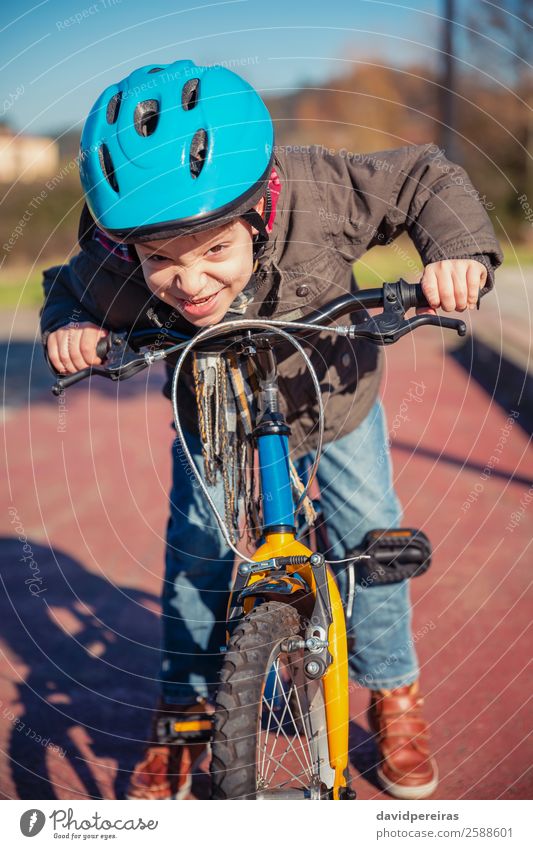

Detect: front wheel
211,601,335,799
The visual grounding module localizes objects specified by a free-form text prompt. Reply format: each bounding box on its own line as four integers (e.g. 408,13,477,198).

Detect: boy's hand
416,259,487,315
46,322,108,374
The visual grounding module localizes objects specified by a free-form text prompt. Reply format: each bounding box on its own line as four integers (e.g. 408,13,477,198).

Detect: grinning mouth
178,289,222,305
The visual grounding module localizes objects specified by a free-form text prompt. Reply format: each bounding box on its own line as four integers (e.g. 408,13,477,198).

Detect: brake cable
170,318,326,565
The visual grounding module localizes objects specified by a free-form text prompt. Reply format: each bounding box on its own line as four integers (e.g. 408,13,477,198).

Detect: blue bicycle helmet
79,59,274,246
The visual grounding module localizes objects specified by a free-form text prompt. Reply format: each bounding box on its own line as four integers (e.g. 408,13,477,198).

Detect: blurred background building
0,125,59,184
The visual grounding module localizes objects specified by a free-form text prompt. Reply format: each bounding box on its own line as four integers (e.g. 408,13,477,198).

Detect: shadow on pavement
0,537,161,800
348,720,381,792
1,340,166,417
392,440,532,487
450,337,533,437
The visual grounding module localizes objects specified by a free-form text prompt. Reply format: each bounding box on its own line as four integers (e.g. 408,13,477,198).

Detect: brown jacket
40,143,503,455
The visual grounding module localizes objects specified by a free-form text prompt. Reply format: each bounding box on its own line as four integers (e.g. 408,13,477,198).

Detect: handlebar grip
398,278,488,311
96,334,112,361
397,280,424,311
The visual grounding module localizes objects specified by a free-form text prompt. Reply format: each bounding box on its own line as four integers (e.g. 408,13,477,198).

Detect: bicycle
48,278,478,800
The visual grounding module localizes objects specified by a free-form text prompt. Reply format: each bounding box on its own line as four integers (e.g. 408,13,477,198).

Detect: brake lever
50,356,151,395
340,282,467,345
50,332,151,396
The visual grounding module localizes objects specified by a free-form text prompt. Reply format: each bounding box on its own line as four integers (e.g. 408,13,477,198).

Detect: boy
41,60,503,800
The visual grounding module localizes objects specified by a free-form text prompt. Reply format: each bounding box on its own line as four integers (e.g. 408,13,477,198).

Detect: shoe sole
376,760,439,800
125,745,209,801
367,714,439,800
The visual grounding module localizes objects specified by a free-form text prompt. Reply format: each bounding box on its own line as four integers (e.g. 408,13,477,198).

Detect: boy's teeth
186,293,214,304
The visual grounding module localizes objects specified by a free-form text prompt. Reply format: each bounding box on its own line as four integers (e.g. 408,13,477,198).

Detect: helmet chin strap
224,189,273,316
241,187,272,261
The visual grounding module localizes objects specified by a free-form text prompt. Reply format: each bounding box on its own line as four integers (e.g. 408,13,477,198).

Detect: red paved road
1,328,531,800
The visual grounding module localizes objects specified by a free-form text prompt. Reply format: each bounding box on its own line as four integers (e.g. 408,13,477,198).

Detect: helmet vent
182,78,200,111
148,67,164,74
98,144,119,193
106,92,122,124
189,129,208,178
134,99,159,137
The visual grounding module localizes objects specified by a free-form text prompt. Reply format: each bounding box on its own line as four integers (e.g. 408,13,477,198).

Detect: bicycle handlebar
299,279,425,324
49,278,486,395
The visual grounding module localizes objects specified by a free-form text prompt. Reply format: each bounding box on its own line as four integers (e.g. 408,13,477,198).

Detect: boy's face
134,199,264,327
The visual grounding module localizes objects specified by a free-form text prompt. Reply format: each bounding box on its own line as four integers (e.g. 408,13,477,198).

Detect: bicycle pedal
347,528,431,585
156,714,213,745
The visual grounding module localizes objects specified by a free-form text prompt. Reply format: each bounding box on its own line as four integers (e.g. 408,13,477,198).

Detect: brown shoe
368,681,438,799
126,698,212,800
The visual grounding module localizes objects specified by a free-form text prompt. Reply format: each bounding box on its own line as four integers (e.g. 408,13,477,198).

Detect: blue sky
2,0,463,136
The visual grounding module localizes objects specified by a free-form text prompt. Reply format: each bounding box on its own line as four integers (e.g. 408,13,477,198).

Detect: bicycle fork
245,531,352,800
226,349,353,798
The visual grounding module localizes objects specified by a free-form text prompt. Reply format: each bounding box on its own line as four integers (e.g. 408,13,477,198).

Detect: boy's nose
171,270,206,299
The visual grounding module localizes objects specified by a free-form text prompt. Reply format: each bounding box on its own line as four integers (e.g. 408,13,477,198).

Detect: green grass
353,234,424,289
496,239,533,267
354,234,533,288
0,262,61,309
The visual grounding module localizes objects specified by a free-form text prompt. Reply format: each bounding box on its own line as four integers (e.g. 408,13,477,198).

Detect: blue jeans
161,399,419,703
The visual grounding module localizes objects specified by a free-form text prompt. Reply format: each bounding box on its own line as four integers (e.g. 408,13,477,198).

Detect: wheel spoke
260,748,310,789
291,677,321,774
267,689,309,777
273,659,313,773
262,740,303,787
263,660,296,784
258,669,312,782
262,662,293,783
261,693,301,783
276,770,314,790
259,659,278,778
281,680,313,774
261,659,297,784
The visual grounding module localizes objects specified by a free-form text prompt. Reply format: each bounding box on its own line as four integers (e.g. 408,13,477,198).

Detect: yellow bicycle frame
229,530,350,799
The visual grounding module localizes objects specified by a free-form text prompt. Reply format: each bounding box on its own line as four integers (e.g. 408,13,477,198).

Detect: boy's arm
311,143,503,292
40,261,103,346
40,258,115,373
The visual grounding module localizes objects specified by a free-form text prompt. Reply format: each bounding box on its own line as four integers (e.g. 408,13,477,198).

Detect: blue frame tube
257,432,295,528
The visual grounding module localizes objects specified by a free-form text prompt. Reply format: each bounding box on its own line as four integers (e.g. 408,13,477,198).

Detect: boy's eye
146,253,170,262
207,243,227,255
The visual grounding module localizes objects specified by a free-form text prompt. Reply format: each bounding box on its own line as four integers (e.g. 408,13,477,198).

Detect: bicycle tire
211,601,335,800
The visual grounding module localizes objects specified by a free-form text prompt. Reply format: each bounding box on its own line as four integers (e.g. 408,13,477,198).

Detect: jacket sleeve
311,143,504,291
39,260,105,346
